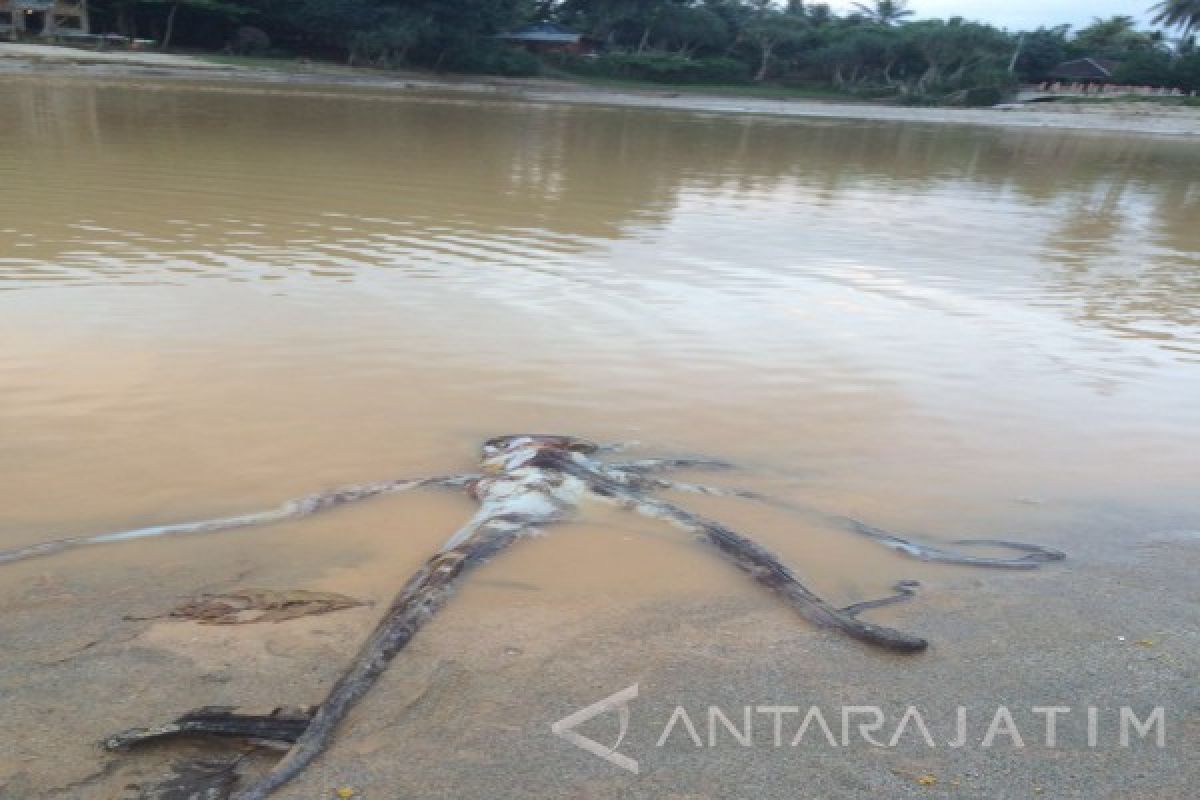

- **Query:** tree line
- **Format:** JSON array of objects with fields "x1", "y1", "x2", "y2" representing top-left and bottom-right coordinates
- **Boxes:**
[{"x1": 85, "y1": 1, "x2": 1200, "y2": 102}]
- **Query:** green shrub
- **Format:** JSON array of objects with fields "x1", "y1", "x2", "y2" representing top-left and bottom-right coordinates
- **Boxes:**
[
  {"x1": 901, "y1": 79, "x2": 1014, "y2": 107},
  {"x1": 961, "y1": 86, "x2": 1007, "y2": 106},
  {"x1": 1171, "y1": 53, "x2": 1200, "y2": 93},
  {"x1": 349, "y1": 27, "x2": 420, "y2": 67},
  {"x1": 553, "y1": 53, "x2": 750, "y2": 84},
  {"x1": 441, "y1": 43, "x2": 542, "y2": 76},
  {"x1": 1114, "y1": 51, "x2": 1175, "y2": 87},
  {"x1": 847, "y1": 86, "x2": 902, "y2": 99}
]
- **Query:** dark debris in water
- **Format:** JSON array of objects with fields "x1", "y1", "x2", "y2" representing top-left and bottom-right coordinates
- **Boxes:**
[{"x1": 120, "y1": 758, "x2": 240, "y2": 800}]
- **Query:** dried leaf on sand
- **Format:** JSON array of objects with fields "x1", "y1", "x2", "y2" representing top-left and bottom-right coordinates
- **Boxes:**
[{"x1": 169, "y1": 588, "x2": 364, "y2": 625}]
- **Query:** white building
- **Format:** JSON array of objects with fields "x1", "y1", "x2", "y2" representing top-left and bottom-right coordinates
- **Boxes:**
[{"x1": 1, "y1": 0, "x2": 90, "y2": 40}]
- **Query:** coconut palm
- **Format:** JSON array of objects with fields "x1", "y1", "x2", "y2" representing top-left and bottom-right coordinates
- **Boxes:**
[
  {"x1": 1150, "y1": 0, "x2": 1200, "y2": 36},
  {"x1": 1075, "y1": 15, "x2": 1162, "y2": 56},
  {"x1": 852, "y1": 0, "x2": 915, "y2": 26}
]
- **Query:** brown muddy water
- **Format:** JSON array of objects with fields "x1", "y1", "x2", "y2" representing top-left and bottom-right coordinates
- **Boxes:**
[
  {"x1": 0, "y1": 76, "x2": 1198, "y2": 796},
  {"x1": 3, "y1": 75, "x2": 1200, "y2": 591}
]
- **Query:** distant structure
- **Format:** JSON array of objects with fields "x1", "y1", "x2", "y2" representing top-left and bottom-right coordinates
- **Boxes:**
[
  {"x1": 1, "y1": 0, "x2": 89, "y2": 40},
  {"x1": 496, "y1": 22, "x2": 594, "y2": 56},
  {"x1": 1048, "y1": 57, "x2": 1119, "y2": 85},
  {"x1": 1020, "y1": 54, "x2": 1189, "y2": 101}
]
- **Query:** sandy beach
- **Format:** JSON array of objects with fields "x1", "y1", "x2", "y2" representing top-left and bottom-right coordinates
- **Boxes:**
[{"x1": 0, "y1": 491, "x2": 1196, "y2": 799}]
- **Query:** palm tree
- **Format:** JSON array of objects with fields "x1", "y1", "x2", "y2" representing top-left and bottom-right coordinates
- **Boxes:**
[
  {"x1": 1150, "y1": 0, "x2": 1200, "y2": 36},
  {"x1": 1074, "y1": 15, "x2": 1161, "y2": 56},
  {"x1": 852, "y1": 0, "x2": 915, "y2": 26}
]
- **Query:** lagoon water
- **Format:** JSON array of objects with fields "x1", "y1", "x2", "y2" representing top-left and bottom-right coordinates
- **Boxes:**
[{"x1": 1, "y1": 75, "x2": 1199, "y2": 798}]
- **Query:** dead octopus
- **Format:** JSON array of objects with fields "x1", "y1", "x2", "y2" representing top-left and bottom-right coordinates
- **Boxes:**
[{"x1": 0, "y1": 434, "x2": 1064, "y2": 799}]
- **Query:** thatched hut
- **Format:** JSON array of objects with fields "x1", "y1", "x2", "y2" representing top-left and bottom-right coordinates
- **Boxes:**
[{"x1": 1048, "y1": 57, "x2": 1120, "y2": 84}]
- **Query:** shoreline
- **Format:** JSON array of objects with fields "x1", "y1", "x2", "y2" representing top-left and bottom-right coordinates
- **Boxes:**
[{"x1": 4, "y1": 42, "x2": 1200, "y2": 136}]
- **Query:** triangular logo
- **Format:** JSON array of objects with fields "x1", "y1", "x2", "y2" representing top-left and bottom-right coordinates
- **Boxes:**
[{"x1": 550, "y1": 684, "x2": 639, "y2": 774}]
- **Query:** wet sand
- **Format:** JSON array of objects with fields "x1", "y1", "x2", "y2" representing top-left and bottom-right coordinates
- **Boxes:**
[
  {"x1": 3, "y1": 42, "x2": 1200, "y2": 137},
  {"x1": 0, "y1": 494, "x2": 1195, "y2": 798}
]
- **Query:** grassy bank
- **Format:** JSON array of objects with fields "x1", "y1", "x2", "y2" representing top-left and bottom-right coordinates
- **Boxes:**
[
  {"x1": 196, "y1": 52, "x2": 867, "y2": 103},
  {"x1": 538, "y1": 70, "x2": 862, "y2": 102}
]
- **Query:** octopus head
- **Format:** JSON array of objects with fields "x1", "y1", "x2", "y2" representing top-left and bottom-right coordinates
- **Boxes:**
[{"x1": 481, "y1": 434, "x2": 598, "y2": 462}]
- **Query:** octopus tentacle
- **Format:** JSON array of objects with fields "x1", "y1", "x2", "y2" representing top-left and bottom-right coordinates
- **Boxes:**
[
  {"x1": 617, "y1": 494, "x2": 929, "y2": 653},
  {"x1": 637, "y1": 479, "x2": 765, "y2": 500},
  {"x1": 594, "y1": 440, "x2": 642, "y2": 453},
  {"x1": 104, "y1": 707, "x2": 315, "y2": 751},
  {"x1": 620, "y1": 479, "x2": 1064, "y2": 571},
  {"x1": 835, "y1": 518, "x2": 1066, "y2": 569},
  {"x1": 840, "y1": 580, "x2": 922, "y2": 617},
  {"x1": 606, "y1": 457, "x2": 735, "y2": 473},
  {"x1": 0, "y1": 474, "x2": 475, "y2": 567},
  {"x1": 229, "y1": 517, "x2": 534, "y2": 800}
]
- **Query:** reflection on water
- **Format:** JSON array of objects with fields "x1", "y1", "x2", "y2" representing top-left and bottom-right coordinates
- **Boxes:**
[
  {"x1": 1, "y1": 77, "x2": 1198, "y2": 567},
  {"x1": 3, "y1": 80, "x2": 1198, "y2": 351}
]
